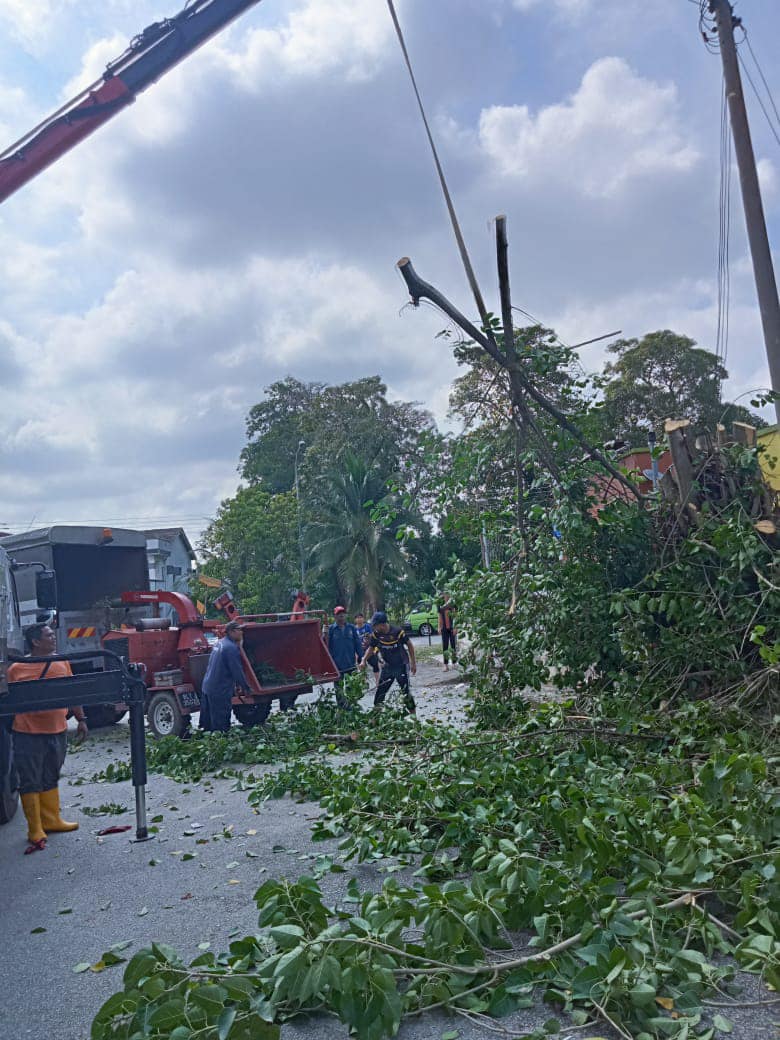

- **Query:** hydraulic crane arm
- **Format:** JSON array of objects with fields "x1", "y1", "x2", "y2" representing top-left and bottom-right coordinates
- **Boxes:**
[{"x1": 0, "y1": 0, "x2": 264, "y2": 204}]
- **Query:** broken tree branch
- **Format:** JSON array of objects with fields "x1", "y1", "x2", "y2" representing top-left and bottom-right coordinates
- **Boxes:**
[{"x1": 397, "y1": 255, "x2": 644, "y2": 502}]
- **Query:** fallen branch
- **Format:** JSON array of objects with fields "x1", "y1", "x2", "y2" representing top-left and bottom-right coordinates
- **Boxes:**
[{"x1": 313, "y1": 891, "x2": 700, "y2": 978}]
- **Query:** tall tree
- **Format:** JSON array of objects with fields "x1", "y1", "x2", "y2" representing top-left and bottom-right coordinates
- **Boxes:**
[
  {"x1": 306, "y1": 451, "x2": 418, "y2": 611},
  {"x1": 199, "y1": 487, "x2": 299, "y2": 615},
  {"x1": 598, "y1": 331, "x2": 765, "y2": 444},
  {"x1": 240, "y1": 376, "x2": 435, "y2": 496}
]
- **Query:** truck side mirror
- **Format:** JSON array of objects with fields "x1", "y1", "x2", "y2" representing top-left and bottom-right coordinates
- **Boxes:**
[{"x1": 35, "y1": 570, "x2": 58, "y2": 609}]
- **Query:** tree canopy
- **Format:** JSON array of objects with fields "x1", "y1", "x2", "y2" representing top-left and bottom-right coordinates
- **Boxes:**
[{"x1": 598, "y1": 330, "x2": 765, "y2": 444}]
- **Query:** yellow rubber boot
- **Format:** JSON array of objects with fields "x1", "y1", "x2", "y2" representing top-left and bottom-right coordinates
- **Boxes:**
[
  {"x1": 39, "y1": 788, "x2": 79, "y2": 833},
  {"x1": 20, "y1": 793, "x2": 47, "y2": 846}
]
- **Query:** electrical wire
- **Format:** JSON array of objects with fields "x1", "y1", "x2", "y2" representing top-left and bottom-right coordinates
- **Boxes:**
[
  {"x1": 740, "y1": 29, "x2": 780, "y2": 138},
  {"x1": 384, "y1": 0, "x2": 493, "y2": 337},
  {"x1": 737, "y1": 52, "x2": 780, "y2": 151}
]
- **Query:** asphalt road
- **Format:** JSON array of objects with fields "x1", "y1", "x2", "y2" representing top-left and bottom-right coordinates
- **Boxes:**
[{"x1": 0, "y1": 645, "x2": 775, "y2": 1040}]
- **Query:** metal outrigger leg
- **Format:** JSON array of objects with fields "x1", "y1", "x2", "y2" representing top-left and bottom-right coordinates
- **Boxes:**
[{"x1": 0, "y1": 649, "x2": 151, "y2": 841}]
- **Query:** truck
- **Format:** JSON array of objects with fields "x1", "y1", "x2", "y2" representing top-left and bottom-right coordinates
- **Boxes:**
[
  {"x1": 103, "y1": 589, "x2": 339, "y2": 738},
  {"x1": 0, "y1": 526, "x2": 151, "y2": 728},
  {"x1": 0, "y1": 546, "x2": 24, "y2": 823}
]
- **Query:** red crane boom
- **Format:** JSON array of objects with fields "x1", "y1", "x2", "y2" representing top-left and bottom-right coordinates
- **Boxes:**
[{"x1": 0, "y1": 0, "x2": 264, "y2": 203}]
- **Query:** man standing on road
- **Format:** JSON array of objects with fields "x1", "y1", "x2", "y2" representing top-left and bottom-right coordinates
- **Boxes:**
[
  {"x1": 8, "y1": 623, "x2": 88, "y2": 854},
  {"x1": 354, "y1": 612, "x2": 379, "y2": 690},
  {"x1": 327, "y1": 606, "x2": 363, "y2": 708},
  {"x1": 200, "y1": 621, "x2": 252, "y2": 732},
  {"x1": 360, "y1": 611, "x2": 417, "y2": 714},
  {"x1": 438, "y1": 593, "x2": 457, "y2": 671}
]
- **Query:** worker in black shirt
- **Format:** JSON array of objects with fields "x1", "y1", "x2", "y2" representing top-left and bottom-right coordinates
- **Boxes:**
[{"x1": 359, "y1": 611, "x2": 417, "y2": 714}]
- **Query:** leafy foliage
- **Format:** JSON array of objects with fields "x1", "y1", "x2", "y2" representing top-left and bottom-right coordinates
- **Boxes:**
[
  {"x1": 199, "y1": 487, "x2": 298, "y2": 614},
  {"x1": 597, "y1": 332, "x2": 766, "y2": 446},
  {"x1": 92, "y1": 703, "x2": 779, "y2": 1040}
]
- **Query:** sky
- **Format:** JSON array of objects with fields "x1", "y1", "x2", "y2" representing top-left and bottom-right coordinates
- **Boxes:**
[{"x1": 0, "y1": 0, "x2": 778, "y2": 545}]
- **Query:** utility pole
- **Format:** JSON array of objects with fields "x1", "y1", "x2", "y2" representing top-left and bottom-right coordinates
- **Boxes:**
[{"x1": 710, "y1": 0, "x2": 780, "y2": 422}]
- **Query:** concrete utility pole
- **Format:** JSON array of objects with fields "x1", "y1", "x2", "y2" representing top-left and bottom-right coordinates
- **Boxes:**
[{"x1": 710, "y1": 0, "x2": 780, "y2": 422}]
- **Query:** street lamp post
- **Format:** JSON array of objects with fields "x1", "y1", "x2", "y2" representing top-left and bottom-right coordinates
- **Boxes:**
[{"x1": 294, "y1": 440, "x2": 306, "y2": 587}]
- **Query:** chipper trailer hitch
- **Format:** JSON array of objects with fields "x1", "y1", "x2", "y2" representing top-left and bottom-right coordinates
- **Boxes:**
[{"x1": 0, "y1": 648, "x2": 151, "y2": 840}]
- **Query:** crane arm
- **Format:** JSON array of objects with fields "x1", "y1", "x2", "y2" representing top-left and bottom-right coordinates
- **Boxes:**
[{"x1": 0, "y1": 0, "x2": 264, "y2": 204}]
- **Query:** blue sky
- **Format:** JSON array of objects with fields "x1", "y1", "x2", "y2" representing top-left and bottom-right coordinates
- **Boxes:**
[{"x1": 0, "y1": 0, "x2": 778, "y2": 541}]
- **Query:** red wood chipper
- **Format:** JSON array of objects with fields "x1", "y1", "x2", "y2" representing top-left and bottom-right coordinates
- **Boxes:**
[{"x1": 102, "y1": 590, "x2": 339, "y2": 737}]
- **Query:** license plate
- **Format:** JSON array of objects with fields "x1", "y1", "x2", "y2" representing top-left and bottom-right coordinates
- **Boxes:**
[{"x1": 179, "y1": 690, "x2": 201, "y2": 710}]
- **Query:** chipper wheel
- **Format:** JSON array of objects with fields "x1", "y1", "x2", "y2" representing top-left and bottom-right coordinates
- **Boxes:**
[
  {"x1": 233, "y1": 702, "x2": 271, "y2": 729},
  {"x1": 148, "y1": 691, "x2": 189, "y2": 739}
]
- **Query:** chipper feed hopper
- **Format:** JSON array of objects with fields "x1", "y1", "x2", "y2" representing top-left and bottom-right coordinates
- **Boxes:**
[{"x1": 103, "y1": 591, "x2": 339, "y2": 737}]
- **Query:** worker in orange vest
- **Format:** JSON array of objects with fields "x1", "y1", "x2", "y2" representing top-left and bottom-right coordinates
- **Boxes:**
[{"x1": 8, "y1": 623, "x2": 88, "y2": 854}]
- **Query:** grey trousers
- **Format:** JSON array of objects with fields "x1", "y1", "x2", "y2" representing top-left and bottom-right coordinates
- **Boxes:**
[{"x1": 12, "y1": 730, "x2": 67, "y2": 794}]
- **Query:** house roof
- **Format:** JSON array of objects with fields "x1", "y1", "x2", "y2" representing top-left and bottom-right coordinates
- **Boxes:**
[{"x1": 144, "y1": 527, "x2": 196, "y2": 560}]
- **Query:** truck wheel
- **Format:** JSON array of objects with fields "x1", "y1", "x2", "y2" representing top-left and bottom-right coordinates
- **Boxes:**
[
  {"x1": 84, "y1": 704, "x2": 120, "y2": 729},
  {"x1": 279, "y1": 694, "x2": 297, "y2": 712},
  {"x1": 233, "y1": 703, "x2": 271, "y2": 728},
  {"x1": 419, "y1": 623, "x2": 433, "y2": 637},
  {"x1": 148, "y1": 691, "x2": 186, "y2": 739},
  {"x1": 0, "y1": 730, "x2": 18, "y2": 825},
  {"x1": 0, "y1": 782, "x2": 18, "y2": 825}
]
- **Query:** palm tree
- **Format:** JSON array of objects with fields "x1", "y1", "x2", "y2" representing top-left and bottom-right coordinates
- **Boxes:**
[{"x1": 307, "y1": 451, "x2": 413, "y2": 611}]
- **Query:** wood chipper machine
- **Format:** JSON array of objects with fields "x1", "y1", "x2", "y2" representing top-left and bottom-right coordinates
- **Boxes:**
[{"x1": 103, "y1": 590, "x2": 339, "y2": 737}]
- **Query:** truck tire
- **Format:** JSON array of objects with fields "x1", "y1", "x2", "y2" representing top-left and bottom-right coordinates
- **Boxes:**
[
  {"x1": 0, "y1": 729, "x2": 18, "y2": 825},
  {"x1": 233, "y1": 702, "x2": 271, "y2": 728},
  {"x1": 0, "y1": 781, "x2": 18, "y2": 825},
  {"x1": 148, "y1": 691, "x2": 187, "y2": 739},
  {"x1": 419, "y1": 623, "x2": 433, "y2": 637},
  {"x1": 84, "y1": 704, "x2": 120, "y2": 729},
  {"x1": 279, "y1": 693, "x2": 297, "y2": 712}
]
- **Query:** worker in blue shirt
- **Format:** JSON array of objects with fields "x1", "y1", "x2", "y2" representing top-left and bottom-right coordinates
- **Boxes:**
[
  {"x1": 327, "y1": 606, "x2": 362, "y2": 708},
  {"x1": 200, "y1": 621, "x2": 252, "y2": 732}
]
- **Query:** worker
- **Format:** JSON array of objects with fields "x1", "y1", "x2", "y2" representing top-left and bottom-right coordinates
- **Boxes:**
[
  {"x1": 360, "y1": 611, "x2": 417, "y2": 714},
  {"x1": 327, "y1": 606, "x2": 363, "y2": 708},
  {"x1": 354, "y1": 612, "x2": 379, "y2": 689},
  {"x1": 290, "y1": 589, "x2": 310, "y2": 621},
  {"x1": 438, "y1": 593, "x2": 458, "y2": 671},
  {"x1": 8, "y1": 623, "x2": 88, "y2": 855},
  {"x1": 199, "y1": 620, "x2": 251, "y2": 732}
]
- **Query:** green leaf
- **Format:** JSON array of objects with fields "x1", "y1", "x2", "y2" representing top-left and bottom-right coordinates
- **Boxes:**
[
  {"x1": 72, "y1": 962, "x2": 91, "y2": 974},
  {"x1": 269, "y1": 924, "x2": 305, "y2": 949},
  {"x1": 218, "y1": 1008, "x2": 237, "y2": 1040},
  {"x1": 712, "y1": 1015, "x2": 733, "y2": 1034}
]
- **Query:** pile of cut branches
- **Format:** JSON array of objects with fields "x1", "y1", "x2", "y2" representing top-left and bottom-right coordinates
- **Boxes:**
[{"x1": 91, "y1": 702, "x2": 779, "y2": 1040}]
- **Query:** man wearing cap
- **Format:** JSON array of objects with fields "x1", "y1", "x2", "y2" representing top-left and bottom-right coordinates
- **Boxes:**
[
  {"x1": 360, "y1": 612, "x2": 417, "y2": 714},
  {"x1": 200, "y1": 620, "x2": 252, "y2": 732},
  {"x1": 327, "y1": 607, "x2": 363, "y2": 708}
]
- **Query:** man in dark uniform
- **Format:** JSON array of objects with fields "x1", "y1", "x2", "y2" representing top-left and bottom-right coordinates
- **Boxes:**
[
  {"x1": 200, "y1": 621, "x2": 252, "y2": 732},
  {"x1": 359, "y1": 611, "x2": 417, "y2": 714},
  {"x1": 438, "y1": 593, "x2": 458, "y2": 671}
]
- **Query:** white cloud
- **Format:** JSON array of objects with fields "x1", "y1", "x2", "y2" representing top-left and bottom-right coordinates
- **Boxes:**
[
  {"x1": 513, "y1": 0, "x2": 589, "y2": 14},
  {"x1": 478, "y1": 57, "x2": 700, "y2": 196},
  {"x1": 218, "y1": 0, "x2": 396, "y2": 89},
  {"x1": 757, "y1": 157, "x2": 777, "y2": 203}
]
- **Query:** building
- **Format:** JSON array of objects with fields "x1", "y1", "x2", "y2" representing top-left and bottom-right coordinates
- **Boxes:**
[
  {"x1": 590, "y1": 448, "x2": 673, "y2": 510},
  {"x1": 144, "y1": 528, "x2": 197, "y2": 610}
]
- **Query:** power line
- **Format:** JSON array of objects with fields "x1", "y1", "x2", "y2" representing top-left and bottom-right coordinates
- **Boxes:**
[
  {"x1": 741, "y1": 29, "x2": 780, "y2": 137},
  {"x1": 737, "y1": 51, "x2": 780, "y2": 151}
]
